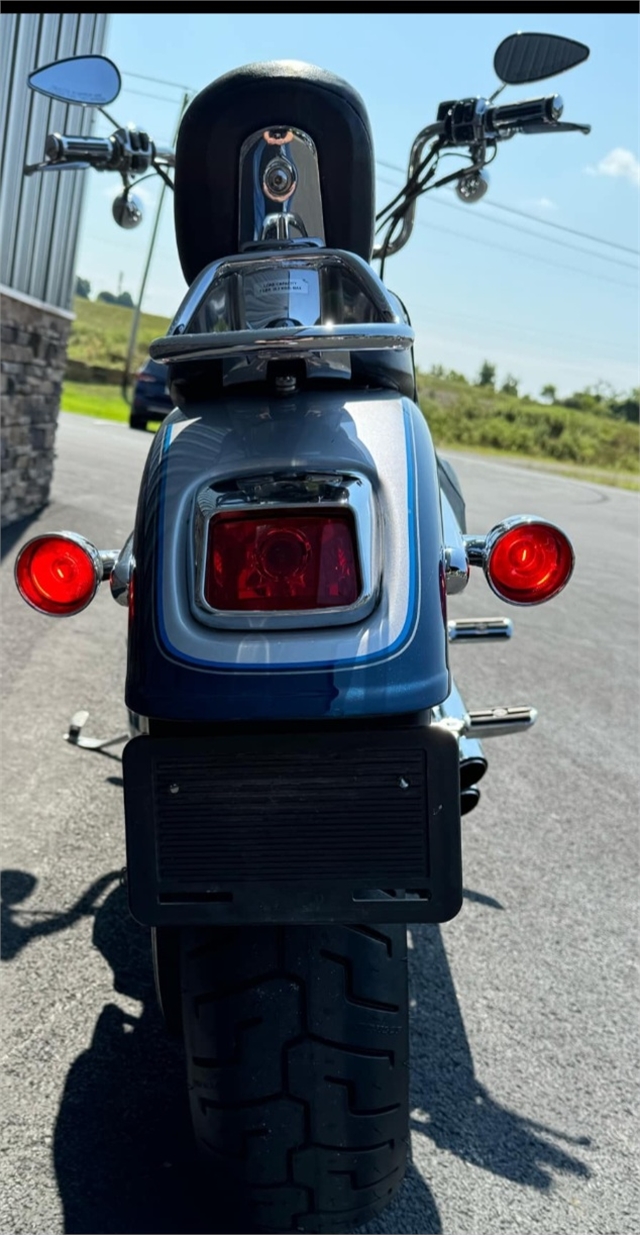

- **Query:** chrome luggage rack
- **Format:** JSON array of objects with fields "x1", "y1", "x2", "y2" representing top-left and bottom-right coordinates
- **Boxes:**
[{"x1": 149, "y1": 248, "x2": 414, "y2": 367}]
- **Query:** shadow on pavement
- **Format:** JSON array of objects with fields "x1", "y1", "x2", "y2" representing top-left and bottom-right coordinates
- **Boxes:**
[
  {"x1": 1, "y1": 869, "x2": 121, "y2": 961},
  {"x1": 0, "y1": 509, "x2": 46, "y2": 561},
  {"x1": 407, "y1": 923, "x2": 591, "y2": 1189},
  {"x1": 52, "y1": 882, "x2": 233, "y2": 1234},
  {"x1": 1, "y1": 872, "x2": 591, "y2": 1233}
]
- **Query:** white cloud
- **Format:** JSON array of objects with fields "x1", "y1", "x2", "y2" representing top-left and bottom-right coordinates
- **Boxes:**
[
  {"x1": 585, "y1": 147, "x2": 640, "y2": 187},
  {"x1": 531, "y1": 197, "x2": 557, "y2": 212}
]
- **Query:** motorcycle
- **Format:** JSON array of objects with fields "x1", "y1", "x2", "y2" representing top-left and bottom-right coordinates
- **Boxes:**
[{"x1": 16, "y1": 33, "x2": 590, "y2": 1233}]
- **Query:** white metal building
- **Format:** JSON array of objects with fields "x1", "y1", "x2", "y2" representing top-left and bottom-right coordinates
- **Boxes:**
[{"x1": 1, "y1": 12, "x2": 109, "y2": 526}]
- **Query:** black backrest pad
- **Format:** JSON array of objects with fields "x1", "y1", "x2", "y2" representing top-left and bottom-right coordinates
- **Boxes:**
[{"x1": 174, "y1": 61, "x2": 375, "y2": 285}]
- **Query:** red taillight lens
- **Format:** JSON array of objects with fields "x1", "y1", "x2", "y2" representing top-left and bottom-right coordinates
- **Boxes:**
[
  {"x1": 487, "y1": 522, "x2": 574, "y2": 604},
  {"x1": 205, "y1": 511, "x2": 361, "y2": 611},
  {"x1": 15, "y1": 535, "x2": 99, "y2": 615}
]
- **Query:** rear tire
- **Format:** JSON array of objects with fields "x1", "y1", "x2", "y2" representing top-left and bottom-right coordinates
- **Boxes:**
[
  {"x1": 180, "y1": 923, "x2": 409, "y2": 1233},
  {"x1": 129, "y1": 415, "x2": 147, "y2": 431},
  {"x1": 151, "y1": 926, "x2": 182, "y2": 1039}
]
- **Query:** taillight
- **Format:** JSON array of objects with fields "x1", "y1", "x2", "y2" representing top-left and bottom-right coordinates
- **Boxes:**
[
  {"x1": 486, "y1": 521, "x2": 574, "y2": 604},
  {"x1": 15, "y1": 533, "x2": 100, "y2": 615},
  {"x1": 205, "y1": 510, "x2": 361, "y2": 611},
  {"x1": 135, "y1": 370, "x2": 155, "y2": 383}
]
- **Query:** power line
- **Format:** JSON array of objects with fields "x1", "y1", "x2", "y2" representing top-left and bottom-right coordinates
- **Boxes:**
[
  {"x1": 375, "y1": 169, "x2": 638, "y2": 271},
  {"x1": 377, "y1": 157, "x2": 640, "y2": 257},
  {"x1": 420, "y1": 221, "x2": 637, "y2": 290},
  {"x1": 407, "y1": 299, "x2": 634, "y2": 359},
  {"x1": 121, "y1": 69, "x2": 194, "y2": 93},
  {"x1": 120, "y1": 86, "x2": 188, "y2": 106},
  {"x1": 486, "y1": 198, "x2": 639, "y2": 257},
  {"x1": 429, "y1": 196, "x2": 637, "y2": 271},
  {"x1": 373, "y1": 180, "x2": 638, "y2": 291}
]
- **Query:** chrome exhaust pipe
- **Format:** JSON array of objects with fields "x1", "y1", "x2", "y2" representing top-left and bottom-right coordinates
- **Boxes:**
[
  {"x1": 459, "y1": 736, "x2": 488, "y2": 790},
  {"x1": 461, "y1": 786, "x2": 481, "y2": 815}
]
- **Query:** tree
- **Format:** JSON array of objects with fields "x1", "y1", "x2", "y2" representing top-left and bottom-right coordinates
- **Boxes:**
[
  {"x1": 477, "y1": 360, "x2": 496, "y2": 387},
  {"x1": 609, "y1": 389, "x2": 639, "y2": 424},
  {"x1": 501, "y1": 374, "x2": 520, "y2": 397},
  {"x1": 563, "y1": 387, "x2": 605, "y2": 413},
  {"x1": 97, "y1": 289, "x2": 134, "y2": 308},
  {"x1": 540, "y1": 383, "x2": 557, "y2": 403},
  {"x1": 75, "y1": 276, "x2": 90, "y2": 299}
]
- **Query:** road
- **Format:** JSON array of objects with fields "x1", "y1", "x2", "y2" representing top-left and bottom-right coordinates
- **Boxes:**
[{"x1": 1, "y1": 413, "x2": 638, "y2": 1235}]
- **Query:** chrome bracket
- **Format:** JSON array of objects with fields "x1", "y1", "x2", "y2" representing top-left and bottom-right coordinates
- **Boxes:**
[
  {"x1": 64, "y1": 710, "x2": 127, "y2": 758},
  {"x1": 447, "y1": 618, "x2": 513, "y2": 641}
]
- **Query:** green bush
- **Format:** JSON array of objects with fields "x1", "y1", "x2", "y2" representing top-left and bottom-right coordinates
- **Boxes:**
[{"x1": 417, "y1": 371, "x2": 639, "y2": 473}]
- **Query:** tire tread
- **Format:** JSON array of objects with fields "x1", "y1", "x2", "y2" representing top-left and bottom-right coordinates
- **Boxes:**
[{"x1": 181, "y1": 924, "x2": 408, "y2": 1232}]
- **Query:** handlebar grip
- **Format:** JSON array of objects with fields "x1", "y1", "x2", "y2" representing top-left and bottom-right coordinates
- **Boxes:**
[
  {"x1": 45, "y1": 133, "x2": 115, "y2": 166},
  {"x1": 486, "y1": 94, "x2": 563, "y2": 130}
]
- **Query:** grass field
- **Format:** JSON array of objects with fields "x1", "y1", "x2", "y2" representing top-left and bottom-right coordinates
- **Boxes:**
[
  {"x1": 67, "y1": 296, "x2": 170, "y2": 374},
  {"x1": 61, "y1": 381, "x2": 131, "y2": 422}
]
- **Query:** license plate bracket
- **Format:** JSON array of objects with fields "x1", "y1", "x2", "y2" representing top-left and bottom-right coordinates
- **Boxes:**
[{"x1": 123, "y1": 724, "x2": 462, "y2": 925}]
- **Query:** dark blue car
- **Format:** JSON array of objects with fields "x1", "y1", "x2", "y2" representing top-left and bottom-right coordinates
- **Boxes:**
[{"x1": 129, "y1": 357, "x2": 173, "y2": 430}]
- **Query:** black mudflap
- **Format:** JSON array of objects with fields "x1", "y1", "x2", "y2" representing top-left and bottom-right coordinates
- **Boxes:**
[{"x1": 123, "y1": 723, "x2": 462, "y2": 925}]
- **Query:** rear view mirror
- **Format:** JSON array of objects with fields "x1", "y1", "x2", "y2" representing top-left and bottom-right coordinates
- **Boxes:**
[
  {"x1": 494, "y1": 33, "x2": 590, "y2": 85},
  {"x1": 28, "y1": 55, "x2": 121, "y2": 106}
]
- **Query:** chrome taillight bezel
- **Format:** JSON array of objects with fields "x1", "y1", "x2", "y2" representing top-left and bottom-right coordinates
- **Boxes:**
[{"x1": 190, "y1": 471, "x2": 381, "y2": 630}]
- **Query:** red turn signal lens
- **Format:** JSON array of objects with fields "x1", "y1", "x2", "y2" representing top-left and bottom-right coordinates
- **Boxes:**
[
  {"x1": 205, "y1": 511, "x2": 361, "y2": 611},
  {"x1": 15, "y1": 534, "x2": 99, "y2": 615},
  {"x1": 486, "y1": 521, "x2": 574, "y2": 604}
]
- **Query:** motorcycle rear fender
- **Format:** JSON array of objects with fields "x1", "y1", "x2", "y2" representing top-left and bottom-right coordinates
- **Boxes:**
[{"x1": 125, "y1": 389, "x2": 450, "y2": 722}]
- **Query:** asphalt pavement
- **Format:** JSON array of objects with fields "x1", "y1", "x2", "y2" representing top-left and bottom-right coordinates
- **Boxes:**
[{"x1": 1, "y1": 413, "x2": 638, "y2": 1235}]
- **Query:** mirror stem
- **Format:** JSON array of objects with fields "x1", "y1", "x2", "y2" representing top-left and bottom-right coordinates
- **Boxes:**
[{"x1": 98, "y1": 105, "x2": 122, "y2": 129}]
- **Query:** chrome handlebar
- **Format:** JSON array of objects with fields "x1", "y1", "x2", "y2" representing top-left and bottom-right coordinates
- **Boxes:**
[
  {"x1": 372, "y1": 122, "x2": 444, "y2": 261},
  {"x1": 25, "y1": 128, "x2": 175, "y2": 177}
]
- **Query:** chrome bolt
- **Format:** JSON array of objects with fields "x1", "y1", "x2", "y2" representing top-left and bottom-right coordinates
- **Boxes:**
[
  {"x1": 263, "y1": 156, "x2": 297, "y2": 202},
  {"x1": 398, "y1": 776, "x2": 410, "y2": 790},
  {"x1": 169, "y1": 783, "x2": 180, "y2": 795}
]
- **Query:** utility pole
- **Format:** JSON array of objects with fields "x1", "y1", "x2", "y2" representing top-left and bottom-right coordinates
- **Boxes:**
[{"x1": 122, "y1": 90, "x2": 190, "y2": 401}]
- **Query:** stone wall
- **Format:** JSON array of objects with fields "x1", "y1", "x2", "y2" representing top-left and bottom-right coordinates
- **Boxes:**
[{"x1": 1, "y1": 288, "x2": 73, "y2": 527}]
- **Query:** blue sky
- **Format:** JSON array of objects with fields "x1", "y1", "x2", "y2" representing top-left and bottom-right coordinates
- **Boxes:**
[{"x1": 72, "y1": 11, "x2": 639, "y2": 398}]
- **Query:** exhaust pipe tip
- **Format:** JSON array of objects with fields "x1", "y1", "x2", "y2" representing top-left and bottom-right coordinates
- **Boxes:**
[
  {"x1": 460, "y1": 755, "x2": 488, "y2": 790},
  {"x1": 461, "y1": 786, "x2": 481, "y2": 816}
]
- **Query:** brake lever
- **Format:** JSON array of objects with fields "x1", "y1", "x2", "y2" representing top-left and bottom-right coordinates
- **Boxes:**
[
  {"x1": 518, "y1": 121, "x2": 591, "y2": 136},
  {"x1": 24, "y1": 160, "x2": 91, "y2": 175}
]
